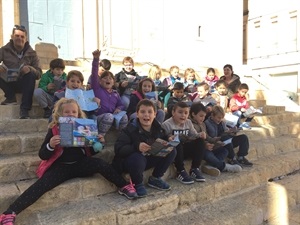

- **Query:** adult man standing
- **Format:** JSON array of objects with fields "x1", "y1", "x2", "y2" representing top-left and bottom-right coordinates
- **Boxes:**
[{"x1": 0, "y1": 25, "x2": 42, "y2": 119}]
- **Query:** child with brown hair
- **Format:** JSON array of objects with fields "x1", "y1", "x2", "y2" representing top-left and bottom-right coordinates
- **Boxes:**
[{"x1": 211, "y1": 80, "x2": 229, "y2": 112}]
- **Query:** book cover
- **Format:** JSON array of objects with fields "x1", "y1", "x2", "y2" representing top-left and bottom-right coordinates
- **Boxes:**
[
  {"x1": 65, "y1": 88, "x2": 98, "y2": 111},
  {"x1": 0, "y1": 62, "x2": 24, "y2": 82},
  {"x1": 224, "y1": 113, "x2": 239, "y2": 128},
  {"x1": 149, "y1": 138, "x2": 175, "y2": 157},
  {"x1": 59, "y1": 117, "x2": 98, "y2": 147}
]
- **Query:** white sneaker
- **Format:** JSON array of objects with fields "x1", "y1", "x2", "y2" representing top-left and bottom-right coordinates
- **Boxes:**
[
  {"x1": 224, "y1": 163, "x2": 242, "y2": 173},
  {"x1": 201, "y1": 165, "x2": 221, "y2": 177}
]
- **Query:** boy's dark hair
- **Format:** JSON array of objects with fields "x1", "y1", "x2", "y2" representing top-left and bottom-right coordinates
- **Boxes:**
[
  {"x1": 99, "y1": 59, "x2": 111, "y2": 71},
  {"x1": 67, "y1": 70, "x2": 84, "y2": 83},
  {"x1": 50, "y1": 58, "x2": 65, "y2": 70},
  {"x1": 197, "y1": 82, "x2": 210, "y2": 91},
  {"x1": 172, "y1": 101, "x2": 189, "y2": 112},
  {"x1": 215, "y1": 80, "x2": 227, "y2": 88},
  {"x1": 173, "y1": 82, "x2": 184, "y2": 90},
  {"x1": 136, "y1": 99, "x2": 156, "y2": 113},
  {"x1": 239, "y1": 83, "x2": 249, "y2": 90},
  {"x1": 100, "y1": 71, "x2": 114, "y2": 80},
  {"x1": 190, "y1": 102, "x2": 206, "y2": 118},
  {"x1": 137, "y1": 78, "x2": 155, "y2": 96}
]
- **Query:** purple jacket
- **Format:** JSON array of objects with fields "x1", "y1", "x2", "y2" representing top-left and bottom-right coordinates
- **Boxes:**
[{"x1": 91, "y1": 58, "x2": 124, "y2": 115}]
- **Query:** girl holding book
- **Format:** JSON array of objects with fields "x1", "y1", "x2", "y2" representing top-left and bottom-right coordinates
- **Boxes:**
[{"x1": 0, "y1": 98, "x2": 137, "y2": 225}]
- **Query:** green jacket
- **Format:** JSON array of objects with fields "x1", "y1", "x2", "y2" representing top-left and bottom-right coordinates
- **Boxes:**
[{"x1": 38, "y1": 70, "x2": 67, "y2": 94}]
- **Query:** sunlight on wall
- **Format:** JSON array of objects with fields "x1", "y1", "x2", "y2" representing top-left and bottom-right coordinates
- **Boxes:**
[
  {"x1": 1, "y1": 0, "x2": 15, "y2": 43},
  {"x1": 268, "y1": 182, "x2": 289, "y2": 225}
]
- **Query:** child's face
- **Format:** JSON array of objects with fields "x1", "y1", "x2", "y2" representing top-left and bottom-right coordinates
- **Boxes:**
[
  {"x1": 98, "y1": 66, "x2": 106, "y2": 76},
  {"x1": 192, "y1": 110, "x2": 206, "y2": 124},
  {"x1": 197, "y1": 86, "x2": 208, "y2": 98},
  {"x1": 141, "y1": 81, "x2": 153, "y2": 94},
  {"x1": 187, "y1": 73, "x2": 195, "y2": 82},
  {"x1": 51, "y1": 68, "x2": 64, "y2": 77},
  {"x1": 238, "y1": 88, "x2": 248, "y2": 97},
  {"x1": 66, "y1": 75, "x2": 82, "y2": 90},
  {"x1": 207, "y1": 71, "x2": 215, "y2": 80},
  {"x1": 216, "y1": 84, "x2": 227, "y2": 95},
  {"x1": 211, "y1": 113, "x2": 224, "y2": 124},
  {"x1": 173, "y1": 89, "x2": 184, "y2": 99},
  {"x1": 123, "y1": 61, "x2": 133, "y2": 73},
  {"x1": 137, "y1": 105, "x2": 156, "y2": 129},
  {"x1": 155, "y1": 73, "x2": 161, "y2": 80},
  {"x1": 100, "y1": 75, "x2": 114, "y2": 90},
  {"x1": 62, "y1": 103, "x2": 79, "y2": 118},
  {"x1": 171, "y1": 69, "x2": 179, "y2": 78},
  {"x1": 172, "y1": 107, "x2": 189, "y2": 125}
]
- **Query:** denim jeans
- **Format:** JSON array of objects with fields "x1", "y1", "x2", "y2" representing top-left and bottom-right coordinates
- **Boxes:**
[{"x1": 204, "y1": 147, "x2": 228, "y2": 171}]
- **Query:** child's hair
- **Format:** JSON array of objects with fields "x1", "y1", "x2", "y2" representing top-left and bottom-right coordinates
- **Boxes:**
[
  {"x1": 173, "y1": 82, "x2": 184, "y2": 91},
  {"x1": 184, "y1": 68, "x2": 196, "y2": 81},
  {"x1": 207, "y1": 67, "x2": 215, "y2": 74},
  {"x1": 49, "y1": 98, "x2": 86, "y2": 128},
  {"x1": 136, "y1": 99, "x2": 156, "y2": 113},
  {"x1": 100, "y1": 71, "x2": 115, "y2": 80},
  {"x1": 67, "y1": 70, "x2": 84, "y2": 83},
  {"x1": 170, "y1": 65, "x2": 179, "y2": 73},
  {"x1": 148, "y1": 65, "x2": 162, "y2": 80},
  {"x1": 50, "y1": 58, "x2": 65, "y2": 70},
  {"x1": 211, "y1": 105, "x2": 225, "y2": 117},
  {"x1": 239, "y1": 83, "x2": 249, "y2": 90},
  {"x1": 190, "y1": 102, "x2": 207, "y2": 118},
  {"x1": 99, "y1": 59, "x2": 111, "y2": 71},
  {"x1": 215, "y1": 80, "x2": 227, "y2": 88},
  {"x1": 172, "y1": 101, "x2": 189, "y2": 112},
  {"x1": 123, "y1": 56, "x2": 134, "y2": 67},
  {"x1": 197, "y1": 82, "x2": 210, "y2": 91},
  {"x1": 137, "y1": 78, "x2": 156, "y2": 95}
]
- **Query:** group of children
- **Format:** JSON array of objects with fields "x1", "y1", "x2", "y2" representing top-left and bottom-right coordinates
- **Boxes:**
[{"x1": 0, "y1": 50, "x2": 256, "y2": 224}]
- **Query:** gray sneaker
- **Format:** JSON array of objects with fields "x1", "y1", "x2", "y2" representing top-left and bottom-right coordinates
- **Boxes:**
[
  {"x1": 224, "y1": 163, "x2": 242, "y2": 173},
  {"x1": 201, "y1": 165, "x2": 221, "y2": 177}
]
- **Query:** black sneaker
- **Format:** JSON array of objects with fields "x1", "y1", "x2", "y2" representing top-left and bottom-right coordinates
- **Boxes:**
[
  {"x1": 1, "y1": 98, "x2": 17, "y2": 105},
  {"x1": 228, "y1": 158, "x2": 241, "y2": 166},
  {"x1": 176, "y1": 170, "x2": 194, "y2": 184},
  {"x1": 190, "y1": 168, "x2": 206, "y2": 182},
  {"x1": 238, "y1": 157, "x2": 253, "y2": 167},
  {"x1": 19, "y1": 109, "x2": 29, "y2": 119},
  {"x1": 148, "y1": 176, "x2": 171, "y2": 191}
]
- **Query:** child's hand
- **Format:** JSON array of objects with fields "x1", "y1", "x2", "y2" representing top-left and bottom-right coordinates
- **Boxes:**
[
  {"x1": 241, "y1": 108, "x2": 246, "y2": 112},
  {"x1": 206, "y1": 106, "x2": 213, "y2": 112},
  {"x1": 121, "y1": 81, "x2": 129, "y2": 87},
  {"x1": 86, "y1": 84, "x2": 91, "y2": 90},
  {"x1": 49, "y1": 135, "x2": 60, "y2": 148},
  {"x1": 93, "y1": 97, "x2": 101, "y2": 107},
  {"x1": 97, "y1": 134, "x2": 105, "y2": 143},
  {"x1": 168, "y1": 135, "x2": 176, "y2": 142},
  {"x1": 113, "y1": 108, "x2": 121, "y2": 114},
  {"x1": 47, "y1": 83, "x2": 55, "y2": 90},
  {"x1": 206, "y1": 142, "x2": 214, "y2": 151},
  {"x1": 92, "y1": 49, "x2": 101, "y2": 59},
  {"x1": 139, "y1": 142, "x2": 151, "y2": 153},
  {"x1": 199, "y1": 131, "x2": 206, "y2": 139},
  {"x1": 156, "y1": 100, "x2": 162, "y2": 108}
]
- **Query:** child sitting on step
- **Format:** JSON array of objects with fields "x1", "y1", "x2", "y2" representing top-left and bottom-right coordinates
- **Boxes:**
[
  {"x1": 91, "y1": 49, "x2": 128, "y2": 137},
  {"x1": 112, "y1": 99, "x2": 176, "y2": 197},
  {"x1": 0, "y1": 98, "x2": 137, "y2": 225},
  {"x1": 162, "y1": 102, "x2": 206, "y2": 184},
  {"x1": 189, "y1": 102, "x2": 242, "y2": 176},
  {"x1": 205, "y1": 105, "x2": 253, "y2": 167}
]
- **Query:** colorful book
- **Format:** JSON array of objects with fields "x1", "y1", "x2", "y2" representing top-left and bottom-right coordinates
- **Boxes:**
[
  {"x1": 59, "y1": 117, "x2": 98, "y2": 147},
  {"x1": 65, "y1": 88, "x2": 98, "y2": 111},
  {"x1": 0, "y1": 62, "x2": 24, "y2": 82},
  {"x1": 149, "y1": 138, "x2": 175, "y2": 157}
]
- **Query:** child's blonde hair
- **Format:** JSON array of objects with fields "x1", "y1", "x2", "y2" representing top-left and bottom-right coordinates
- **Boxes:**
[
  {"x1": 148, "y1": 65, "x2": 162, "y2": 80},
  {"x1": 170, "y1": 65, "x2": 179, "y2": 73},
  {"x1": 183, "y1": 68, "x2": 196, "y2": 82},
  {"x1": 49, "y1": 98, "x2": 86, "y2": 128},
  {"x1": 211, "y1": 105, "x2": 225, "y2": 117}
]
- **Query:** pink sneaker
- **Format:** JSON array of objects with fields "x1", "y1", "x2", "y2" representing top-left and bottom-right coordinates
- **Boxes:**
[
  {"x1": 0, "y1": 213, "x2": 16, "y2": 225},
  {"x1": 118, "y1": 179, "x2": 138, "y2": 200}
]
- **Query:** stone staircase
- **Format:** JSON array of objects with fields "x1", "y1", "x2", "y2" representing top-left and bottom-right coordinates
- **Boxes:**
[{"x1": 0, "y1": 91, "x2": 300, "y2": 224}]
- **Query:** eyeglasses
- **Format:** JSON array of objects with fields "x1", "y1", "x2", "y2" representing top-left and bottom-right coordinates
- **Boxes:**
[{"x1": 13, "y1": 25, "x2": 27, "y2": 33}]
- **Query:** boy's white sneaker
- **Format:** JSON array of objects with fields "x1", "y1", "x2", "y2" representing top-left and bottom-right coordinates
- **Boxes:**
[{"x1": 224, "y1": 163, "x2": 242, "y2": 173}]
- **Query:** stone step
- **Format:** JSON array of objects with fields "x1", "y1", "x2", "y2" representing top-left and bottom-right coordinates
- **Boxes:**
[
  {"x1": 248, "y1": 99, "x2": 267, "y2": 108},
  {"x1": 0, "y1": 119, "x2": 48, "y2": 134},
  {"x1": 0, "y1": 134, "x2": 299, "y2": 183},
  {"x1": 251, "y1": 112, "x2": 300, "y2": 126},
  {"x1": 4, "y1": 150, "x2": 300, "y2": 225},
  {"x1": 0, "y1": 104, "x2": 44, "y2": 120},
  {"x1": 144, "y1": 172, "x2": 300, "y2": 225}
]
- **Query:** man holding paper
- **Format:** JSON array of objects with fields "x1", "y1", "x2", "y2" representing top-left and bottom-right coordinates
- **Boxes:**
[{"x1": 0, "y1": 25, "x2": 42, "y2": 119}]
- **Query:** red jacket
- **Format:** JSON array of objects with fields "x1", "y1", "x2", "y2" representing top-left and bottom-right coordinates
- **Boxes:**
[{"x1": 229, "y1": 93, "x2": 249, "y2": 112}]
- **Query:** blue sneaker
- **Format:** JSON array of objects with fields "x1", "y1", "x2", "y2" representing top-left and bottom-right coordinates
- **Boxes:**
[
  {"x1": 190, "y1": 168, "x2": 206, "y2": 182},
  {"x1": 176, "y1": 170, "x2": 194, "y2": 184},
  {"x1": 240, "y1": 122, "x2": 252, "y2": 129},
  {"x1": 135, "y1": 183, "x2": 147, "y2": 197},
  {"x1": 147, "y1": 176, "x2": 171, "y2": 191}
]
